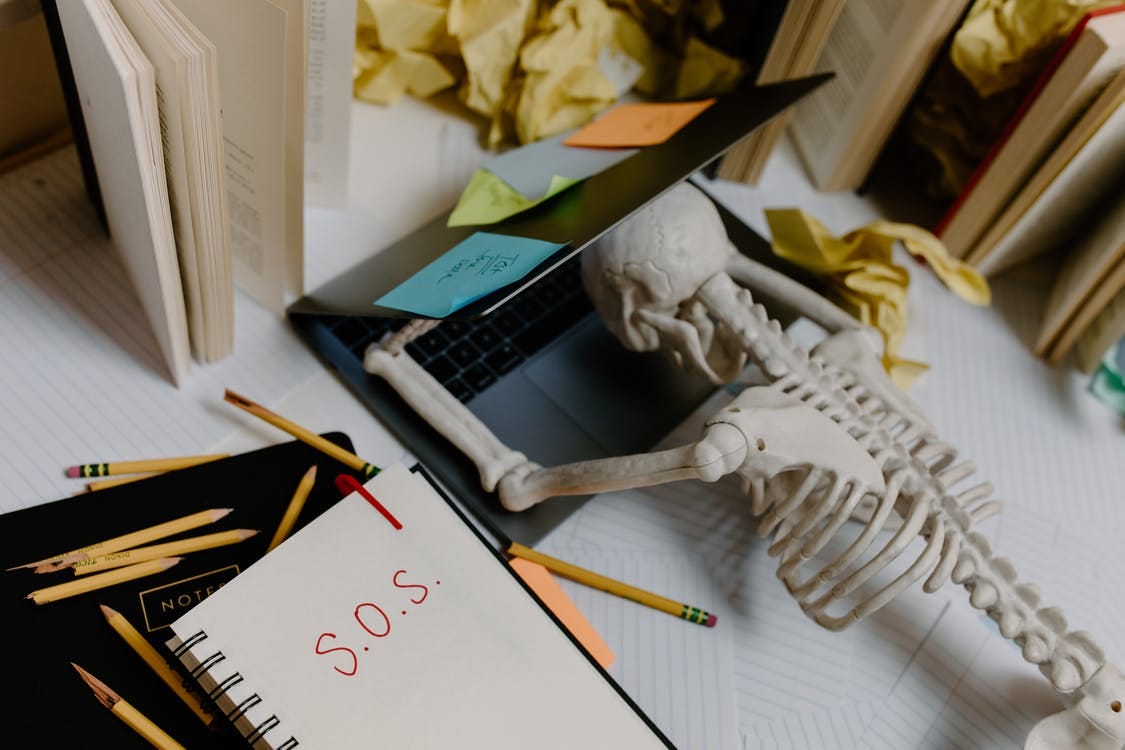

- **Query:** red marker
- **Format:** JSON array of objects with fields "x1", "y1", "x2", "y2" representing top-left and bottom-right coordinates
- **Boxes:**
[{"x1": 335, "y1": 474, "x2": 402, "y2": 530}]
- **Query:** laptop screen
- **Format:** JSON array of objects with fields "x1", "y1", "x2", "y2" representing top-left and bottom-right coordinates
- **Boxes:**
[{"x1": 289, "y1": 74, "x2": 830, "y2": 321}]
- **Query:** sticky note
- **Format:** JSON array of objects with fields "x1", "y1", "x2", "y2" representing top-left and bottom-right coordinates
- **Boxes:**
[
  {"x1": 484, "y1": 130, "x2": 637, "y2": 199},
  {"x1": 448, "y1": 169, "x2": 578, "y2": 227},
  {"x1": 375, "y1": 231, "x2": 568, "y2": 317},
  {"x1": 562, "y1": 98, "x2": 716, "y2": 148},
  {"x1": 510, "y1": 558, "x2": 615, "y2": 668}
]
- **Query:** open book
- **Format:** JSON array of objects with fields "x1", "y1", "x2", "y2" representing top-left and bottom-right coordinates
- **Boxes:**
[
  {"x1": 787, "y1": 0, "x2": 971, "y2": 192},
  {"x1": 167, "y1": 463, "x2": 675, "y2": 749},
  {"x1": 714, "y1": 0, "x2": 845, "y2": 185},
  {"x1": 43, "y1": 0, "x2": 320, "y2": 382}
]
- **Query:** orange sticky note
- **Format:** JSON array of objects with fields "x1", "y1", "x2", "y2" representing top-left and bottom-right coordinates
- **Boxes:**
[
  {"x1": 562, "y1": 99, "x2": 716, "y2": 148},
  {"x1": 510, "y1": 558, "x2": 615, "y2": 668}
]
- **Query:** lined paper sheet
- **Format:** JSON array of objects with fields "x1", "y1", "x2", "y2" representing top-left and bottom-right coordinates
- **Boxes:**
[
  {"x1": 857, "y1": 506, "x2": 1125, "y2": 750},
  {"x1": 540, "y1": 384, "x2": 949, "y2": 748},
  {"x1": 532, "y1": 546, "x2": 740, "y2": 750},
  {"x1": 0, "y1": 146, "x2": 321, "y2": 513}
]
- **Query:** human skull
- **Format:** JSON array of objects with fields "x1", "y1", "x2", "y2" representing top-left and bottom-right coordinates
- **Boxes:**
[{"x1": 581, "y1": 182, "x2": 746, "y2": 383}]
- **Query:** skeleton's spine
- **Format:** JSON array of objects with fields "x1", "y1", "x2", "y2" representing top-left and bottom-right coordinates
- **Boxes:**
[{"x1": 702, "y1": 275, "x2": 1105, "y2": 692}]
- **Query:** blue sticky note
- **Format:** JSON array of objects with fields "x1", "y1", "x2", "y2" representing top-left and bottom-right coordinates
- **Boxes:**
[{"x1": 375, "y1": 232, "x2": 568, "y2": 318}]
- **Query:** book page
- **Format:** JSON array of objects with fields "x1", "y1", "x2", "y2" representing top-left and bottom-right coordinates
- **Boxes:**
[
  {"x1": 1034, "y1": 192, "x2": 1125, "y2": 356},
  {"x1": 974, "y1": 77, "x2": 1125, "y2": 277},
  {"x1": 303, "y1": 0, "x2": 355, "y2": 207},
  {"x1": 788, "y1": 0, "x2": 959, "y2": 191},
  {"x1": 166, "y1": 0, "x2": 289, "y2": 314},
  {"x1": 269, "y1": 0, "x2": 307, "y2": 299},
  {"x1": 108, "y1": 0, "x2": 204, "y2": 359},
  {"x1": 1076, "y1": 280, "x2": 1125, "y2": 373},
  {"x1": 168, "y1": 464, "x2": 671, "y2": 749},
  {"x1": 54, "y1": 0, "x2": 190, "y2": 383},
  {"x1": 940, "y1": 10, "x2": 1125, "y2": 259}
]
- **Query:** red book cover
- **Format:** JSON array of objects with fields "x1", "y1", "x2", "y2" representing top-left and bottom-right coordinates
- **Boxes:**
[{"x1": 934, "y1": 4, "x2": 1125, "y2": 236}]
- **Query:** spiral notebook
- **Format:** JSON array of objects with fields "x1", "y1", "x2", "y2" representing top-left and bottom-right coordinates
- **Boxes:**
[
  {"x1": 1, "y1": 433, "x2": 367, "y2": 749},
  {"x1": 166, "y1": 463, "x2": 674, "y2": 749}
]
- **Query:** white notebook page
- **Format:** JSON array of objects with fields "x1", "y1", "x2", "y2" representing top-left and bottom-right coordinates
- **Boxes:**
[{"x1": 168, "y1": 464, "x2": 671, "y2": 748}]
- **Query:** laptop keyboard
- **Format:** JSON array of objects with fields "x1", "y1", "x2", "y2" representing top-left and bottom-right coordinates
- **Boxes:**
[{"x1": 324, "y1": 255, "x2": 592, "y2": 403}]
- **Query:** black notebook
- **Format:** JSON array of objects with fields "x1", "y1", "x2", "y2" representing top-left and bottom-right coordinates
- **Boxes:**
[{"x1": 1, "y1": 434, "x2": 365, "y2": 749}]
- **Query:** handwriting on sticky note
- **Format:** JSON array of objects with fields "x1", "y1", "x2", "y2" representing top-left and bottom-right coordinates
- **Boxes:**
[
  {"x1": 313, "y1": 568, "x2": 440, "y2": 677},
  {"x1": 562, "y1": 99, "x2": 716, "y2": 148},
  {"x1": 375, "y1": 232, "x2": 569, "y2": 318}
]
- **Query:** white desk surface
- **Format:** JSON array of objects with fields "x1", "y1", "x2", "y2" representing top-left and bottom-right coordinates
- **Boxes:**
[{"x1": 2, "y1": 97, "x2": 1124, "y2": 749}]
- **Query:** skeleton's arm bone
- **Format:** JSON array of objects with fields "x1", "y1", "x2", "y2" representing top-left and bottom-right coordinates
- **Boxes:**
[
  {"x1": 364, "y1": 346, "x2": 530, "y2": 491},
  {"x1": 497, "y1": 422, "x2": 749, "y2": 511},
  {"x1": 364, "y1": 342, "x2": 751, "y2": 512}
]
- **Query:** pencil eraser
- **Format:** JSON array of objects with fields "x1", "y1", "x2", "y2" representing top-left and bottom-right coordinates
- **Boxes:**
[
  {"x1": 705, "y1": 613, "x2": 717, "y2": 628},
  {"x1": 65, "y1": 466, "x2": 80, "y2": 478}
]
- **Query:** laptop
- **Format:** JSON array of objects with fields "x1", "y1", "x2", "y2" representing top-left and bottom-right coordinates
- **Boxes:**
[{"x1": 288, "y1": 75, "x2": 829, "y2": 545}]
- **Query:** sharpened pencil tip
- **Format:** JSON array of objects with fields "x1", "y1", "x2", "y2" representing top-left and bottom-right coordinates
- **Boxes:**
[
  {"x1": 223, "y1": 389, "x2": 251, "y2": 408},
  {"x1": 99, "y1": 604, "x2": 116, "y2": 619}
]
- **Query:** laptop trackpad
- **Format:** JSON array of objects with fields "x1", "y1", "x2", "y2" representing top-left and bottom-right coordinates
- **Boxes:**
[{"x1": 523, "y1": 316, "x2": 715, "y2": 454}]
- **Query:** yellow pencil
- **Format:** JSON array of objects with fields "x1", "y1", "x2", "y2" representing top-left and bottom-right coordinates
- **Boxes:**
[
  {"x1": 506, "y1": 542, "x2": 717, "y2": 627},
  {"x1": 267, "y1": 465, "x2": 317, "y2": 552},
  {"x1": 27, "y1": 558, "x2": 182, "y2": 605},
  {"x1": 73, "y1": 529, "x2": 258, "y2": 575},
  {"x1": 224, "y1": 389, "x2": 379, "y2": 477},
  {"x1": 72, "y1": 663, "x2": 186, "y2": 749},
  {"x1": 86, "y1": 473, "x2": 161, "y2": 492},
  {"x1": 9, "y1": 508, "x2": 232, "y2": 571},
  {"x1": 100, "y1": 605, "x2": 216, "y2": 726},
  {"x1": 66, "y1": 454, "x2": 228, "y2": 478}
]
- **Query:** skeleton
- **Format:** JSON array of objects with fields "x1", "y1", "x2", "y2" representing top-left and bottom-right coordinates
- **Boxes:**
[{"x1": 364, "y1": 183, "x2": 1124, "y2": 748}]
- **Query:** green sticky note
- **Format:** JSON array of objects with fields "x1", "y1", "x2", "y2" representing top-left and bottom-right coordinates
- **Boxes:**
[
  {"x1": 1090, "y1": 339, "x2": 1125, "y2": 417},
  {"x1": 375, "y1": 231, "x2": 568, "y2": 318},
  {"x1": 448, "y1": 169, "x2": 579, "y2": 227}
]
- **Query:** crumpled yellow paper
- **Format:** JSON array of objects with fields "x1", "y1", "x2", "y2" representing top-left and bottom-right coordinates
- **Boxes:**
[
  {"x1": 510, "y1": 0, "x2": 655, "y2": 144},
  {"x1": 448, "y1": 0, "x2": 538, "y2": 128},
  {"x1": 951, "y1": 0, "x2": 1120, "y2": 97},
  {"x1": 353, "y1": 0, "x2": 459, "y2": 105},
  {"x1": 765, "y1": 209, "x2": 991, "y2": 390},
  {"x1": 354, "y1": 0, "x2": 745, "y2": 147}
]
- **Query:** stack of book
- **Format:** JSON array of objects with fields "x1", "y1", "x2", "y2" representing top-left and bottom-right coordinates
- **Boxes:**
[
  {"x1": 932, "y1": 6, "x2": 1125, "y2": 368},
  {"x1": 935, "y1": 6, "x2": 1125, "y2": 273}
]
